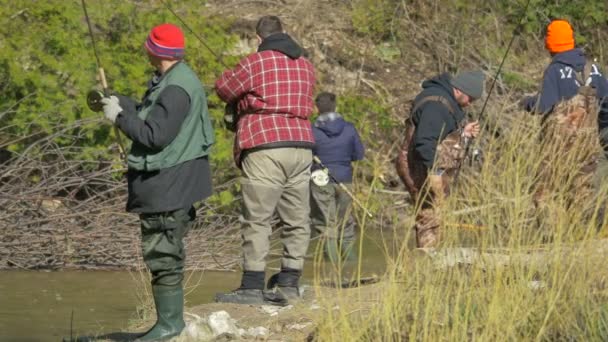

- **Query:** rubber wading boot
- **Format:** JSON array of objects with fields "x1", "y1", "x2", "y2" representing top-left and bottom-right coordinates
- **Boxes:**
[
  {"x1": 324, "y1": 238, "x2": 341, "y2": 263},
  {"x1": 340, "y1": 238, "x2": 357, "y2": 262},
  {"x1": 214, "y1": 288, "x2": 286, "y2": 306},
  {"x1": 267, "y1": 268, "x2": 302, "y2": 302},
  {"x1": 215, "y1": 271, "x2": 287, "y2": 306},
  {"x1": 136, "y1": 284, "x2": 185, "y2": 341}
]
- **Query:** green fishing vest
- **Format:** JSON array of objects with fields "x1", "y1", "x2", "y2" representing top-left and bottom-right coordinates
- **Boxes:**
[{"x1": 128, "y1": 62, "x2": 215, "y2": 171}]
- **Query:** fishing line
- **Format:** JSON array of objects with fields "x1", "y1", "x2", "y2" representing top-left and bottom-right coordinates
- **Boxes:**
[{"x1": 81, "y1": 0, "x2": 127, "y2": 161}]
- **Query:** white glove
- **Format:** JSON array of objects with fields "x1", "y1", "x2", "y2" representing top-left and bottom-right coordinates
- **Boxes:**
[{"x1": 100, "y1": 95, "x2": 123, "y2": 123}]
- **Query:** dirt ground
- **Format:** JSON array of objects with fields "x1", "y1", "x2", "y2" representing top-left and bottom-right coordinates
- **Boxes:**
[{"x1": 177, "y1": 278, "x2": 384, "y2": 342}]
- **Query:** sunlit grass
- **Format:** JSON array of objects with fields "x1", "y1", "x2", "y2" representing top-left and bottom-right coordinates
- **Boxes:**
[{"x1": 313, "y1": 107, "x2": 608, "y2": 341}]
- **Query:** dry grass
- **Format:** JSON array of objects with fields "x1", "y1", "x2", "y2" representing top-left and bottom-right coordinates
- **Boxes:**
[{"x1": 313, "y1": 100, "x2": 608, "y2": 341}]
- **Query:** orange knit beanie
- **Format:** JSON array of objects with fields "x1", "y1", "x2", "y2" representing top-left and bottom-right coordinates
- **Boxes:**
[{"x1": 545, "y1": 20, "x2": 574, "y2": 54}]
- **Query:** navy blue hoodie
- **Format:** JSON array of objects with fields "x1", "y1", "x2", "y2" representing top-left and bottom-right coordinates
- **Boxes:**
[
  {"x1": 312, "y1": 113, "x2": 365, "y2": 183},
  {"x1": 411, "y1": 73, "x2": 466, "y2": 170},
  {"x1": 523, "y1": 48, "x2": 608, "y2": 114},
  {"x1": 523, "y1": 48, "x2": 608, "y2": 152}
]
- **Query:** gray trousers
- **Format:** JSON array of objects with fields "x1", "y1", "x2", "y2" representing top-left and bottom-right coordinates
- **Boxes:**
[
  {"x1": 240, "y1": 148, "x2": 312, "y2": 272},
  {"x1": 310, "y1": 182, "x2": 356, "y2": 241}
]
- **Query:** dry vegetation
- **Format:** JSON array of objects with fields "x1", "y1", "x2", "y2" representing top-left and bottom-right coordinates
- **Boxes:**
[
  {"x1": 0, "y1": 117, "x2": 242, "y2": 270},
  {"x1": 3, "y1": 0, "x2": 608, "y2": 340},
  {"x1": 205, "y1": 1, "x2": 608, "y2": 340}
]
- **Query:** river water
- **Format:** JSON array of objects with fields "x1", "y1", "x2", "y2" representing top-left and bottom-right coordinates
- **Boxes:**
[{"x1": 1, "y1": 232, "x2": 396, "y2": 341}]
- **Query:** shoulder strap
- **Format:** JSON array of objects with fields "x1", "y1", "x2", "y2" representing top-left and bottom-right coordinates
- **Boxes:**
[
  {"x1": 411, "y1": 95, "x2": 456, "y2": 115},
  {"x1": 574, "y1": 61, "x2": 594, "y2": 87}
]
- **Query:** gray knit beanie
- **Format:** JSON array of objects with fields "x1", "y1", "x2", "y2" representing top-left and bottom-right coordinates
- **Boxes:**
[{"x1": 450, "y1": 70, "x2": 485, "y2": 100}]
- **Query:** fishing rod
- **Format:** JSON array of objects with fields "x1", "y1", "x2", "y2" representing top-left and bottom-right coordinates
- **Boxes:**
[
  {"x1": 158, "y1": 0, "x2": 240, "y2": 130},
  {"x1": 81, "y1": 0, "x2": 127, "y2": 161},
  {"x1": 160, "y1": 0, "x2": 229, "y2": 69},
  {"x1": 453, "y1": 0, "x2": 532, "y2": 185},
  {"x1": 312, "y1": 156, "x2": 373, "y2": 218}
]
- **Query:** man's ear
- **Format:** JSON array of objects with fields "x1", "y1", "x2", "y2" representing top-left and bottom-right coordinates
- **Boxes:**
[{"x1": 453, "y1": 87, "x2": 462, "y2": 98}]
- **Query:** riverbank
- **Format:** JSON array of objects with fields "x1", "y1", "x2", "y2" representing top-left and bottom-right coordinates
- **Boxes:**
[{"x1": 1, "y1": 230, "x2": 391, "y2": 341}]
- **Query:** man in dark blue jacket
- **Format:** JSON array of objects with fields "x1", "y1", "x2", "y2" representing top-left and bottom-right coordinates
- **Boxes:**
[
  {"x1": 310, "y1": 92, "x2": 365, "y2": 262},
  {"x1": 522, "y1": 20, "x2": 608, "y2": 136},
  {"x1": 522, "y1": 19, "x2": 608, "y2": 227}
]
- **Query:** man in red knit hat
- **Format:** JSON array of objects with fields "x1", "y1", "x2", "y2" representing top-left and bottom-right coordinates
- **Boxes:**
[
  {"x1": 214, "y1": 15, "x2": 316, "y2": 305},
  {"x1": 99, "y1": 23, "x2": 215, "y2": 340}
]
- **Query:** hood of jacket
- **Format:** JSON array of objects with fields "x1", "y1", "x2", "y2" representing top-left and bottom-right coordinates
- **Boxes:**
[
  {"x1": 314, "y1": 112, "x2": 347, "y2": 137},
  {"x1": 258, "y1": 33, "x2": 303, "y2": 59},
  {"x1": 415, "y1": 72, "x2": 464, "y2": 120},
  {"x1": 551, "y1": 48, "x2": 586, "y2": 72},
  {"x1": 419, "y1": 73, "x2": 457, "y2": 101}
]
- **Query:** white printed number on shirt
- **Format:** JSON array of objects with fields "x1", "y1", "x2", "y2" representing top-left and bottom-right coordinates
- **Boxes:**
[
  {"x1": 559, "y1": 66, "x2": 574, "y2": 79},
  {"x1": 590, "y1": 64, "x2": 602, "y2": 76},
  {"x1": 561, "y1": 65, "x2": 602, "y2": 86}
]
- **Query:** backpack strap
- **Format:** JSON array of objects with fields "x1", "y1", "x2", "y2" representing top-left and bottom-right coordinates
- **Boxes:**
[
  {"x1": 411, "y1": 95, "x2": 456, "y2": 115},
  {"x1": 574, "y1": 61, "x2": 594, "y2": 87},
  {"x1": 576, "y1": 62, "x2": 598, "y2": 99}
]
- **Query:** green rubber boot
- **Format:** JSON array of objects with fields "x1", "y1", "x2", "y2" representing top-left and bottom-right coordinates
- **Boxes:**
[
  {"x1": 324, "y1": 238, "x2": 341, "y2": 264},
  {"x1": 137, "y1": 284, "x2": 185, "y2": 341},
  {"x1": 340, "y1": 238, "x2": 357, "y2": 262}
]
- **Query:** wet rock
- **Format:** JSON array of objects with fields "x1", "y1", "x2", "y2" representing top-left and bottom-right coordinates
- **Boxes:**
[
  {"x1": 240, "y1": 326, "x2": 268, "y2": 337},
  {"x1": 286, "y1": 323, "x2": 311, "y2": 330},
  {"x1": 183, "y1": 313, "x2": 212, "y2": 340},
  {"x1": 309, "y1": 302, "x2": 321, "y2": 310},
  {"x1": 184, "y1": 319, "x2": 214, "y2": 341},
  {"x1": 208, "y1": 311, "x2": 239, "y2": 336},
  {"x1": 183, "y1": 310, "x2": 241, "y2": 341},
  {"x1": 259, "y1": 304, "x2": 293, "y2": 316}
]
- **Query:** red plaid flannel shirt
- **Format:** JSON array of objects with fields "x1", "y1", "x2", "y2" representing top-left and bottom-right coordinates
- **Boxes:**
[{"x1": 215, "y1": 50, "x2": 316, "y2": 165}]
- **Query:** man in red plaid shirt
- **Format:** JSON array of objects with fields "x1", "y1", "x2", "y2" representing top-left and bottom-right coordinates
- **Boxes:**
[{"x1": 215, "y1": 15, "x2": 316, "y2": 305}]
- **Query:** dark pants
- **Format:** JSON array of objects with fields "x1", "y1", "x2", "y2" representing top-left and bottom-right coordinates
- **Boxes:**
[
  {"x1": 140, "y1": 207, "x2": 195, "y2": 286},
  {"x1": 310, "y1": 182, "x2": 356, "y2": 241}
]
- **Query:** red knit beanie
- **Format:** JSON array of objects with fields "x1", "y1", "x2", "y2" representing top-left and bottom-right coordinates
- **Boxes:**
[{"x1": 144, "y1": 23, "x2": 185, "y2": 60}]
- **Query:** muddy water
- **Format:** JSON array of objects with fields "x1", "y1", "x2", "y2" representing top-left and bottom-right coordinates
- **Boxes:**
[{"x1": 1, "y1": 232, "x2": 396, "y2": 341}]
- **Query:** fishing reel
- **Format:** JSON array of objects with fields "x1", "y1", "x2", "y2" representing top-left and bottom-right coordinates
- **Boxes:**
[
  {"x1": 466, "y1": 147, "x2": 484, "y2": 169},
  {"x1": 311, "y1": 169, "x2": 330, "y2": 186},
  {"x1": 471, "y1": 148, "x2": 483, "y2": 163},
  {"x1": 86, "y1": 90, "x2": 106, "y2": 113}
]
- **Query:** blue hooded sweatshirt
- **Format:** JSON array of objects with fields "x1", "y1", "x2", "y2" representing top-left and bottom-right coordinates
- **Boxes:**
[
  {"x1": 312, "y1": 113, "x2": 365, "y2": 183},
  {"x1": 523, "y1": 48, "x2": 608, "y2": 152},
  {"x1": 523, "y1": 48, "x2": 608, "y2": 114}
]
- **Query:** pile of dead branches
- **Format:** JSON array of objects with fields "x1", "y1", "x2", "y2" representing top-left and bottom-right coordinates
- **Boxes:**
[{"x1": 0, "y1": 120, "x2": 241, "y2": 271}]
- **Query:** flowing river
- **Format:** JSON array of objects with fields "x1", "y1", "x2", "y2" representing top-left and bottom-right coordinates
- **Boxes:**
[{"x1": 1, "y1": 231, "x2": 397, "y2": 341}]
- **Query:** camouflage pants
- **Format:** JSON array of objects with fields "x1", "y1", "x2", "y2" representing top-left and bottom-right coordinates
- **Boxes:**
[
  {"x1": 592, "y1": 158, "x2": 608, "y2": 229},
  {"x1": 535, "y1": 120, "x2": 601, "y2": 209},
  {"x1": 140, "y1": 207, "x2": 194, "y2": 286},
  {"x1": 412, "y1": 174, "x2": 450, "y2": 248}
]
